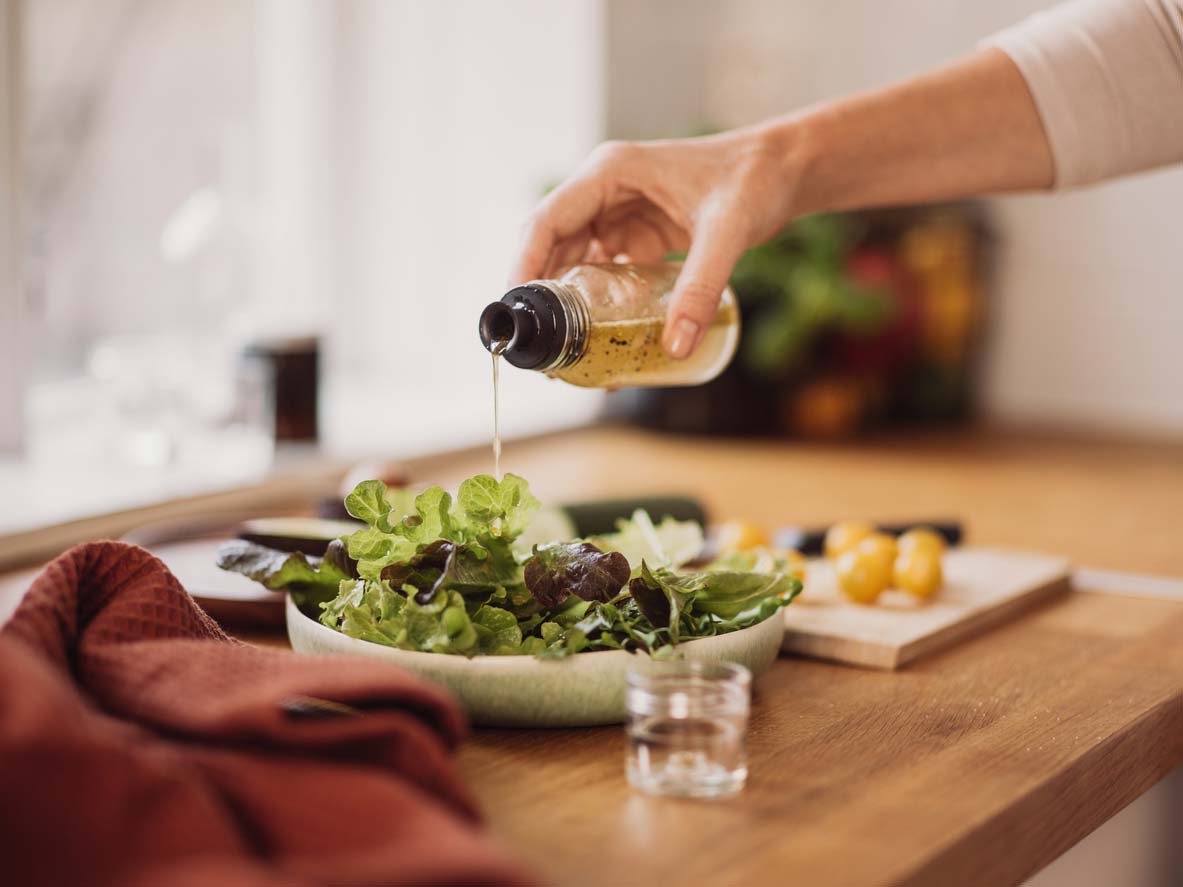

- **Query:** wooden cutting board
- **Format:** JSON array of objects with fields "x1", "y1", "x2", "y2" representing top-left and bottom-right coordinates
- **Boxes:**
[{"x1": 782, "y1": 547, "x2": 1071, "y2": 670}]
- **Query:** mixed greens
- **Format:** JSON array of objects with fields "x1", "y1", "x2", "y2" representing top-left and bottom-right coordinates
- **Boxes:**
[{"x1": 217, "y1": 474, "x2": 801, "y2": 658}]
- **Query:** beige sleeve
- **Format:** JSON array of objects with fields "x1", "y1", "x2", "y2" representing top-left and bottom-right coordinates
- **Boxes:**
[{"x1": 983, "y1": 0, "x2": 1183, "y2": 187}]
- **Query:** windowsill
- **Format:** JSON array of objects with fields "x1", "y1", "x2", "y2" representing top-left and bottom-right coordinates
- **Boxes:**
[{"x1": 0, "y1": 373, "x2": 604, "y2": 541}]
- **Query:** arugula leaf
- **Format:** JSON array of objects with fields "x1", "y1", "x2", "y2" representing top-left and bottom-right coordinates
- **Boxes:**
[
  {"x1": 523, "y1": 542, "x2": 630, "y2": 608},
  {"x1": 628, "y1": 561, "x2": 693, "y2": 644},
  {"x1": 635, "y1": 565, "x2": 801, "y2": 623}
]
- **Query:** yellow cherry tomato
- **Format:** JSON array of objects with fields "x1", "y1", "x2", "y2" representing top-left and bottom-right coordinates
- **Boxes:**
[
  {"x1": 855, "y1": 532, "x2": 898, "y2": 573},
  {"x1": 836, "y1": 547, "x2": 891, "y2": 604},
  {"x1": 824, "y1": 520, "x2": 874, "y2": 561},
  {"x1": 894, "y1": 549, "x2": 944, "y2": 599},
  {"x1": 897, "y1": 527, "x2": 946, "y2": 558},
  {"x1": 716, "y1": 520, "x2": 772, "y2": 553}
]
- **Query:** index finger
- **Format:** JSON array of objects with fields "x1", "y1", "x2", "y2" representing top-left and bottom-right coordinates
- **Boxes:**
[{"x1": 509, "y1": 173, "x2": 607, "y2": 285}]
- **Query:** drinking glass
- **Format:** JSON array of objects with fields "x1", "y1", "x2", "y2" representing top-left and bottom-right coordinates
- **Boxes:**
[{"x1": 625, "y1": 659, "x2": 751, "y2": 798}]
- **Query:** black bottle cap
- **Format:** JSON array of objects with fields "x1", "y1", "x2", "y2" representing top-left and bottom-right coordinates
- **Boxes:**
[{"x1": 478, "y1": 285, "x2": 567, "y2": 370}]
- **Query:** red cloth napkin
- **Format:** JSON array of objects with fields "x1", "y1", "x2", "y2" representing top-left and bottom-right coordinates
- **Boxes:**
[{"x1": 0, "y1": 541, "x2": 533, "y2": 887}]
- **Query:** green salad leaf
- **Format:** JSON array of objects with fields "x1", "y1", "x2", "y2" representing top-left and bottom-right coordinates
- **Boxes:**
[
  {"x1": 345, "y1": 479, "x2": 397, "y2": 532},
  {"x1": 630, "y1": 563, "x2": 802, "y2": 629},
  {"x1": 216, "y1": 472, "x2": 801, "y2": 659},
  {"x1": 456, "y1": 473, "x2": 539, "y2": 539},
  {"x1": 589, "y1": 508, "x2": 704, "y2": 569},
  {"x1": 215, "y1": 539, "x2": 347, "y2": 593}
]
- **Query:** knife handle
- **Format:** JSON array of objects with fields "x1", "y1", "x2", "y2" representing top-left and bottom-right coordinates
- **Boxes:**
[{"x1": 774, "y1": 520, "x2": 963, "y2": 556}]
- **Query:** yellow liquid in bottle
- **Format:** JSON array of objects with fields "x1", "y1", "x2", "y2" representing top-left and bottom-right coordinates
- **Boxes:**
[{"x1": 554, "y1": 302, "x2": 740, "y2": 389}]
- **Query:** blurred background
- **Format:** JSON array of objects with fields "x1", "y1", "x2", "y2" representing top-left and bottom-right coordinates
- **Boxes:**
[{"x1": 1, "y1": 0, "x2": 1181, "y2": 534}]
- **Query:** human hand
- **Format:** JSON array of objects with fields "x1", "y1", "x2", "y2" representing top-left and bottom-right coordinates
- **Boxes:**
[{"x1": 509, "y1": 126, "x2": 802, "y2": 358}]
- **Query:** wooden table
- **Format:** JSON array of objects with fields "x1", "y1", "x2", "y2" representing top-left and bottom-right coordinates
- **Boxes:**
[{"x1": 2, "y1": 426, "x2": 1182, "y2": 886}]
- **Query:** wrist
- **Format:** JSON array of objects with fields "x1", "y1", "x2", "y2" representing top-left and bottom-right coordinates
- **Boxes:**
[{"x1": 747, "y1": 111, "x2": 832, "y2": 223}]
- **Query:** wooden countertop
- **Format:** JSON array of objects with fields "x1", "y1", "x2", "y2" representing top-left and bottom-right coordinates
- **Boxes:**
[{"x1": 2, "y1": 426, "x2": 1181, "y2": 886}]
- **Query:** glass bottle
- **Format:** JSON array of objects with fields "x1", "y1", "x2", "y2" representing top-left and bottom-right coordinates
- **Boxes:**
[{"x1": 478, "y1": 262, "x2": 740, "y2": 388}]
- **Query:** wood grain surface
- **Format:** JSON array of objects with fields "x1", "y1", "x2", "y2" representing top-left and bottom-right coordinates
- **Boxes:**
[
  {"x1": 2, "y1": 426, "x2": 1182, "y2": 887},
  {"x1": 460, "y1": 586, "x2": 1183, "y2": 887}
]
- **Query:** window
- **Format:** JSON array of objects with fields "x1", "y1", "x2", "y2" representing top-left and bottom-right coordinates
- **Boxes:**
[{"x1": 3, "y1": 0, "x2": 605, "y2": 532}]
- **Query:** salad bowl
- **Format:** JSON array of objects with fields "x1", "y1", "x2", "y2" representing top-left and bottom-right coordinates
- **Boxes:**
[{"x1": 286, "y1": 594, "x2": 785, "y2": 727}]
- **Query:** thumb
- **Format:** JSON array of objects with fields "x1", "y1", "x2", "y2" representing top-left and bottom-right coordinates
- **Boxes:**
[{"x1": 662, "y1": 217, "x2": 745, "y2": 359}]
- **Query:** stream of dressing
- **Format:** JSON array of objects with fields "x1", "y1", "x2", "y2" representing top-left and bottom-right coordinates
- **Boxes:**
[{"x1": 490, "y1": 338, "x2": 508, "y2": 479}]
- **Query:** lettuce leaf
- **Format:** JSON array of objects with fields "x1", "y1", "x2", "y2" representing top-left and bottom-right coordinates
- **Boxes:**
[
  {"x1": 523, "y1": 542, "x2": 630, "y2": 608},
  {"x1": 456, "y1": 473, "x2": 539, "y2": 539},
  {"x1": 216, "y1": 539, "x2": 349, "y2": 590},
  {"x1": 472, "y1": 605, "x2": 523, "y2": 654},
  {"x1": 216, "y1": 539, "x2": 352, "y2": 613},
  {"x1": 630, "y1": 563, "x2": 802, "y2": 627},
  {"x1": 221, "y1": 472, "x2": 802, "y2": 660},
  {"x1": 590, "y1": 509, "x2": 704, "y2": 570}
]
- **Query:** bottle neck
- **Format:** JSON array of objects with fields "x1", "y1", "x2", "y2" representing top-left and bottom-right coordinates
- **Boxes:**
[
  {"x1": 478, "y1": 280, "x2": 590, "y2": 371},
  {"x1": 541, "y1": 281, "x2": 590, "y2": 370}
]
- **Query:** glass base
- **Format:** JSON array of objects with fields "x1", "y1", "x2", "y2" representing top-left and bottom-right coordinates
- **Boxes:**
[{"x1": 627, "y1": 751, "x2": 747, "y2": 799}]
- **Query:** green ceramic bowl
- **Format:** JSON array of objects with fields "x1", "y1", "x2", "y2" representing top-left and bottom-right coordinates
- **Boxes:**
[{"x1": 285, "y1": 595, "x2": 785, "y2": 727}]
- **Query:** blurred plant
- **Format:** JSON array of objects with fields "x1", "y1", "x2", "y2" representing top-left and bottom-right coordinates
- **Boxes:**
[
  {"x1": 730, "y1": 214, "x2": 894, "y2": 379},
  {"x1": 608, "y1": 203, "x2": 989, "y2": 439}
]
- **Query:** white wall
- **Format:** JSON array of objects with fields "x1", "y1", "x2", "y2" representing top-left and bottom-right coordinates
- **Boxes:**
[
  {"x1": 604, "y1": 0, "x2": 1183, "y2": 437},
  {"x1": 322, "y1": 0, "x2": 606, "y2": 460}
]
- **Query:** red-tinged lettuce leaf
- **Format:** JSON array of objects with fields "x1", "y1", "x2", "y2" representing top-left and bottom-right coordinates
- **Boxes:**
[
  {"x1": 216, "y1": 539, "x2": 351, "y2": 614},
  {"x1": 381, "y1": 539, "x2": 524, "y2": 605},
  {"x1": 628, "y1": 560, "x2": 694, "y2": 643},
  {"x1": 380, "y1": 539, "x2": 455, "y2": 605},
  {"x1": 217, "y1": 540, "x2": 348, "y2": 591},
  {"x1": 523, "y1": 542, "x2": 630, "y2": 609}
]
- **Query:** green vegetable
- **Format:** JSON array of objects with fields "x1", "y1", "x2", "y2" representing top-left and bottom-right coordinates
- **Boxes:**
[
  {"x1": 704, "y1": 547, "x2": 799, "y2": 576},
  {"x1": 345, "y1": 479, "x2": 397, "y2": 532},
  {"x1": 632, "y1": 564, "x2": 802, "y2": 625},
  {"x1": 215, "y1": 539, "x2": 350, "y2": 610},
  {"x1": 523, "y1": 542, "x2": 630, "y2": 608},
  {"x1": 217, "y1": 472, "x2": 801, "y2": 659},
  {"x1": 589, "y1": 509, "x2": 704, "y2": 569}
]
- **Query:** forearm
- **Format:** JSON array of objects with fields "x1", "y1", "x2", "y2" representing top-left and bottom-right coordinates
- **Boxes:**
[{"x1": 771, "y1": 48, "x2": 1054, "y2": 217}]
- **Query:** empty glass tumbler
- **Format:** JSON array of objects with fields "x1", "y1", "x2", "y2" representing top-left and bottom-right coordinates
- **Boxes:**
[{"x1": 625, "y1": 659, "x2": 751, "y2": 798}]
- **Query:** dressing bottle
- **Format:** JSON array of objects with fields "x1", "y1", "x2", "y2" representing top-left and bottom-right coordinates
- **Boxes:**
[{"x1": 478, "y1": 262, "x2": 740, "y2": 388}]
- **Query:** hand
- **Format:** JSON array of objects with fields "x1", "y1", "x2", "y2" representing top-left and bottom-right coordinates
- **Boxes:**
[
  {"x1": 509, "y1": 126, "x2": 802, "y2": 359},
  {"x1": 509, "y1": 50, "x2": 1055, "y2": 361}
]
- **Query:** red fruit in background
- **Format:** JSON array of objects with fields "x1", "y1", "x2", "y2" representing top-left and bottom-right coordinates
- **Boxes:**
[{"x1": 835, "y1": 246, "x2": 922, "y2": 372}]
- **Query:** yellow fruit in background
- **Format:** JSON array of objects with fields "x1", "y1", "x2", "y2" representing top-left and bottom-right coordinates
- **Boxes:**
[
  {"x1": 836, "y1": 547, "x2": 890, "y2": 604},
  {"x1": 894, "y1": 550, "x2": 944, "y2": 599},
  {"x1": 824, "y1": 520, "x2": 874, "y2": 560},
  {"x1": 716, "y1": 520, "x2": 772, "y2": 553},
  {"x1": 856, "y1": 532, "x2": 898, "y2": 572},
  {"x1": 897, "y1": 527, "x2": 947, "y2": 558}
]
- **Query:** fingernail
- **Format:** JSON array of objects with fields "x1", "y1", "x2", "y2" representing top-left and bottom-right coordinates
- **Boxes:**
[{"x1": 665, "y1": 318, "x2": 701, "y2": 359}]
